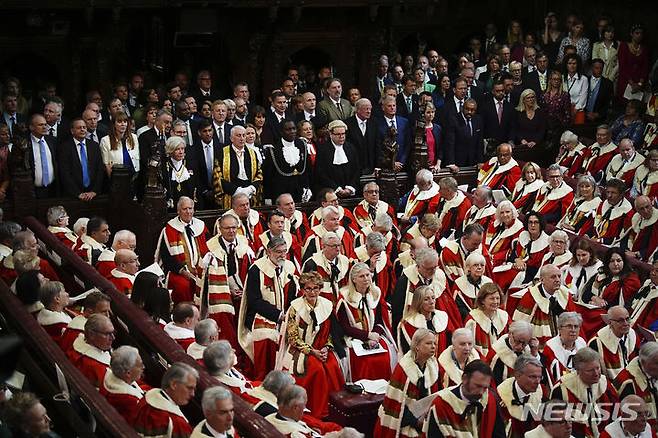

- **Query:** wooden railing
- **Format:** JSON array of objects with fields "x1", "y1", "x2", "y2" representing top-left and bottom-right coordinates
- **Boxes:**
[
  {"x1": 25, "y1": 216, "x2": 284, "y2": 438},
  {"x1": 0, "y1": 280, "x2": 140, "y2": 438}
]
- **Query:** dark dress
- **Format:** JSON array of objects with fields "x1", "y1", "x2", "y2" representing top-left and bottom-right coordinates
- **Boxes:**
[
  {"x1": 515, "y1": 109, "x2": 547, "y2": 145},
  {"x1": 161, "y1": 158, "x2": 199, "y2": 210}
]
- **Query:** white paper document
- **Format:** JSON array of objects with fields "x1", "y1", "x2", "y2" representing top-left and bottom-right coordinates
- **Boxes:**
[
  {"x1": 351, "y1": 339, "x2": 386, "y2": 356},
  {"x1": 492, "y1": 190, "x2": 507, "y2": 204},
  {"x1": 407, "y1": 393, "x2": 439, "y2": 418},
  {"x1": 355, "y1": 378, "x2": 388, "y2": 394}
]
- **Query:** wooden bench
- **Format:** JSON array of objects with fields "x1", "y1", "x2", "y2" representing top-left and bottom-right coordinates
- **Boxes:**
[{"x1": 328, "y1": 390, "x2": 384, "y2": 438}]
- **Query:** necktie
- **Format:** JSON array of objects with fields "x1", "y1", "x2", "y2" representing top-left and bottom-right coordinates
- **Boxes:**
[
  {"x1": 462, "y1": 401, "x2": 483, "y2": 418},
  {"x1": 511, "y1": 386, "x2": 530, "y2": 406},
  {"x1": 368, "y1": 205, "x2": 377, "y2": 222},
  {"x1": 539, "y1": 74, "x2": 547, "y2": 91},
  {"x1": 49, "y1": 127, "x2": 54, "y2": 136},
  {"x1": 406, "y1": 96, "x2": 412, "y2": 113},
  {"x1": 184, "y1": 224, "x2": 196, "y2": 262},
  {"x1": 389, "y1": 118, "x2": 395, "y2": 129},
  {"x1": 360, "y1": 121, "x2": 366, "y2": 136},
  {"x1": 218, "y1": 125, "x2": 223, "y2": 144},
  {"x1": 330, "y1": 261, "x2": 339, "y2": 282},
  {"x1": 466, "y1": 117, "x2": 473, "y2": 136},
  {"x1": 122, "y1": 140, "x2": 135, "y2": 172},
  {"x1": 79, "y1": 141, "x2": 90, "y2": 188},
  {"x1": 587, "y1": 387, "x2": 593, "y2": 403},
  {"x1": 90, "y1": 132, "x2": 97, "y2": 142},
  {"x1": 204, "y1": 145, "x2": 213, "y2": 181},
  {"x1": 459, "y1": 100, "x2": 463, "y2": 113},
  {"x1": 39, "y1": 138, "x2": 51, "y2": 186},
  {"x1": 566, "y1": 353, "x2": 575, "y2": 368},
  {"x1": 275, "y1": 266, "x2": 282, "y2": 279},
  {"x1": 587, "y1": 79, "x2": 600, "y2": 113},
  {"x1": 336, "y1": 101, "x2": 344, "y2": 118},
  {"x1": 226, "y1": 242, "x2": 237, "y2": 275},
  {"x1": 186, "y1": 121, "x2": 193, "y2": 145},
  {"x1": 8, "y1": 115, "x2": 15, "y2": 135},
  {"x1": 576, "y1": 267, "x2": 588, "y2": 288},
  {"x1": 497, "y1": 101, "x2": 503, "y2": 124},
  {"x1": 619, "y1": 337, "x2": 628, "y2": 366}
]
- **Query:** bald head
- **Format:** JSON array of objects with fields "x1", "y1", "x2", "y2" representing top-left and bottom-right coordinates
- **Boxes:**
[
  {"x1": 635, "y1": 195, "x2": 654, "y2": 220},
  {"x1": 606, "y1": 305, "x2": 630, "y2": 337},
  {"x1": 115, "y1": 249, "x2": 139, "y2": 275},
  {"x1": 540, "y1": 264, "x2": 561, "y2": 294}
]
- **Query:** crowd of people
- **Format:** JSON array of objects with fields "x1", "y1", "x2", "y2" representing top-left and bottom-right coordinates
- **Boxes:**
[{"x1": 2, "y1": 10, "x2": 658, "y2": 438}]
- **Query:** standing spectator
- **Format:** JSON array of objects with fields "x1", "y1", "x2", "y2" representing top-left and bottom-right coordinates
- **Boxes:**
[
  {"x1": 585, "y1": 59, "x2": 615, "y2": 125},
  {"x1": 99, "y1": 112, "x2": 140, "y2": 179},
  {"x1": 515, "y1": 89, "x2": 547, "y2": 151},
  {"x1": 556, "y1": 17, "x2": 591, "y2": 64},
  {"x1": 592, "y1": 26, "x2": 619, "y2": 85},
  {"x1": 562, "y1": 54, "x2": 589, "y2": 124},
  {"x1": 540, "y1": 71, "x2": 571, "y2": 151},
  {"x1": 541, "y1": 12, "x2": 564, "y2": 65},
  {"x1": 617, "y1": 24, "x2": 650, "y2": 102}
]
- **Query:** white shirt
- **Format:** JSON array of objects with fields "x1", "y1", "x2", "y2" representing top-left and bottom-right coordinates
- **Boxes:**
[
  {"x1": 453, "y1": 96, "x2": 464, "y2": 113},
  {"x1": 332, "y1": 141, "x2": 349, "y2": 165},
  {"x1": 30, "y1": 134, "x2": 54, "y2": 187},
  {"x1": 356, "y1": 116, "x2": 368, "y2": 135},
  {"x1": 564, "y1": 73, "x2": 589, "y2": 111},
  {"x1": 204, "y1": 422, "x2": 228, "y2": 438},
  {"x1": 384, "y1": 116, "x2": 396, "y2": 130},
  {"x1": 232, "y1": 145, "x2": 248, "y2": 180},
  {"x1": 304, "y1": 110, "x2": 315, "y2": 121},
  {"x1": 75, "y1": 139, "x2": 87, "y2": 162},
  {"x1": 213, "y1": 121, "x2": 226, "y2": 141}
]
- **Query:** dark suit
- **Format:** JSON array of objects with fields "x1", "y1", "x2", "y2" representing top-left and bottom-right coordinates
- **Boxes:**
[
  {"x1": 190, "y1": 87, "x2": 219, "y2": 104},
  {"x1": 48, "y1": 119, "x2": 70, "y2": 143},
  {"x1": 314, "y1": 140, "x2": 360, "y2": 194},
  {"x1": 467, "y1": 84, "x2": 485, "y2": 103},
  {"x1": 377, "y1": 115, "x2": 412, "y2": 165},
  {"x1": 25, "y1": 134, "x2": 58, "y2": 198},
  {"x1": 57, "y1": 137, "x2": 105, "y2": 198},
  {"x1": 86, "y1": 124, "x2": 108, "y2": 144},
  {"x1": 0, "y1": 112, "x2": 26, "y2": 137},
  {"x1": 444, "y1": 113, "x2": 484, "y2": 167},
  {"x1": 478, "y1": 97, "x2": 516, "y2": 144},
  {"x1": 138, "y1": 127, "x2": 166, "y2": 174},
  {"x1": 294, "y1": 111, "x2": 328, "y2": 131},
  {"x1": 211, "y1": 121, "x2": 231, "y2": 147},
  {"x1": 371, "y1": 74, "x2": 394, "y2": 102},
  {"x1": 585, "y1": 76, "x2": 613, "y2": 122},
  {"x1": 345, "y1": 115, "x2": 380, "y2": 173},
  {"x1": 189, "y1": 139, "x2": 221, "y2": 209},
  {"x1": 522, "y1": 69, "x2": 549, "y2": 96},
  {"x1": 396, "y1": 93, "x2": 419, "y2": 121},
  {"x1": 261, "y1": 112, "x2": 285, "y2": 146}
]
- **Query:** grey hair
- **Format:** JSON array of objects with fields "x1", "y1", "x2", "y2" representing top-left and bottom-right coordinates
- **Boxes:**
[
  {"x1": 452, "y1": 327, "x2": 474, "y2": 343},
  {"x1": 321, "y1": 231, "x2": 340, "y2": 245},
  {"x1": 374, "y1": 213, "x2": 393, "y2": 232},
  {"x1": 355, "y1": 98, "x2": 371, "y2": 110},
  {"x1": 73, "y1": 217, "x2": 89, "y2": 235},
  {"x1": 321, "y1": 205, "x2": 340, "y2": 219},
  {"x1": 223, "y1": 98, "x2": 236, "y2": 109},
  {"x1": 509, "y1": 320, "x2": 533, "y2": 337},
  {"x1": 203, "y1": 340, "x2": 233, "y2": 375},
  {"x1": 558, "y1": 311, "x2": 583, "y2": 327},
  {"x1": 162, "y1": 362, "x2": 199, "y2": 389},
  {"x1": 349, "y1": 262, "x2": 371, "y2": 282},
  {"x1": 476, "y1": 186, "x2": 493, "y2": 202},
  {"x1": 262, "y1": 370, "x2": 295, "y2": 398},
  {"x1": 576, "y1": 175, "x2": 598, "y2": 198},
  {"x1": 177, "y1": 196, "x2": 194, "y2": 210},
  {"x1": 46, "y1": 205, "x2": 67, "y2": 226},
  {"x1": 278, "y1": 384, "x2": 307, "y2": 409},
  {"x1": 171, "y1": 119, "x2": 187, "y2": 131},
  {"x1": 572, "y1": 347, "x2": 600, "y2": 370},
  {"x1": 194, "y1": 319, "x2": 219, "y2": 345},
  {"x1": 639, "y1": 342, "x2": 658, "y2": 364},
  {"x1": 414, "y1": 247, "x2": 438, "y2": 266},
  {"x1": 267, "y1": 235, "x2": 287, "y2": 250},
  {"x1": 84, "y1": 314, "x2": 112, "y2": 335},
  {"x1": 231, "y1": 191, "x2": 249, "y2": 204},
  {"x1": 12, "y1": 230, "x2": 35, "y2": 251},
  {"x1": 112, "y1": 230, "x2": 136, "y2": 247},
  {"x1": 39, "y1": 281, "x2": 64, "y2": 308},
  {"x1": 416, "y1": 169, "x2": 433, "y2": 184},
  {"x1": 513, "y1": 354, "x2": 543, "y2": 373},
  {"x1": 164, "y1": 135, "x2": 186, "y2": 155},
  {"x1": 465, "y1": 252, "x2": 486, "y2": 268},
  {"x1": 495, "y1": 200, "x2": 518, "y2": 221},
  {"x1": 546, "y1": 163, "x2": 563, "y2": 174},
  {"x1": 619, "y1": 138, "x2": 635, "y2": 149},
  {"x1": 365, "y1": 232, "x2": 386, "y2": 252},
  {"x1": 110, "y1": 345, "x2": 141, "y2": 379},
  {"x1": 560, "y1": 130, "x2": 579, "y2": 145},
  {"x1": 363, "y1": 181, "x2": 378, "y2": 192},
  {"x1": 438, "y1": 176, "x2": 458, "y2": 192},
  {"x1": 549, "y1": 230, "x2": 568, "y2": 245},
  {"x1": 201, "y1": 386, "x2": 233, "y2": 415},
  {"x1": 410, "y1": 328, "x2": 435, "y2": 359}
]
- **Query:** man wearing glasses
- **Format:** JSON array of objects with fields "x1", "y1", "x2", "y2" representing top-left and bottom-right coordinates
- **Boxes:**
[
  {"x1": 532, "y1": 164, "x2": 575, "y2": 224},
  {"x1": 67, "y1": 314, "x2": 114, "y2": 389},
  {"x1": 588, "y1": 306, "x2": 640, "y2": 381}
]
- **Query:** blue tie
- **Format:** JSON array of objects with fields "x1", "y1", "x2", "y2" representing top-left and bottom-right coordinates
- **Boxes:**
[
  {"x1": 204, "y1": 145, "x2": 213, "y2": 182},
  {"x1": 587, "y1": 79, "x2": 600, "y2": 113},
  {"x1": 79, "y1": 141, "x2": 90, "y2": 188},
  {"x1": 39, "y1": 138, "x2": 51, "y2": 186}
]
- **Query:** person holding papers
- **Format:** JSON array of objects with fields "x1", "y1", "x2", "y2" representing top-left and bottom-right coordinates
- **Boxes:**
[{"x1": 374, "y1": 328, "x2": 440, "y2": 438}]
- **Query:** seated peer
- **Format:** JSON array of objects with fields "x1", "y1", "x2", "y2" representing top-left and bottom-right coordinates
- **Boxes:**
[{"x1": 100, "y1": 345, "x2": 146, "y2": 425}]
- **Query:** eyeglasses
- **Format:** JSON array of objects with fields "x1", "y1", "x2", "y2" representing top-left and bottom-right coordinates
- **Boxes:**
[
  {"x1": 303, "y1": 286, "x2": 321, "y2": 292},
  {"x1": 93, "y1": 329, "x2": 116, "y2": 337},
  {"x1": 610, "y1": 317, "x2": 631, "y2": 323},
  {"x1": 560, "y1": 324, "x2": 580, "y2": 330}
]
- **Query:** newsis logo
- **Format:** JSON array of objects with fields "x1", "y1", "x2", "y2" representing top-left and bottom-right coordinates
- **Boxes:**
[{"x1": 521, "y1": 402, "x2": 645, "y2": 422}]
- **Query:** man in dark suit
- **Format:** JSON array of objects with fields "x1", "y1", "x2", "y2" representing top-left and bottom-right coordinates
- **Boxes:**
[
  {"x1": 522, "y1": 52, "x2": 549, "y2": 97},
  {"x1": 190, "y1": 70, "x2": 219, "y2": 103},
  {"x1": 345, "y1": 98, "x2": 379, "y2": 174},
  {"x1": 479, "y1": 80, "x2": 516, "y2": 146},
  {"x1": 138, "y1": 109, "x2": 173, "y2": 174},
  {"x1": 461, "y1": 68, "x2": 484, "y2": 102},
  {"x1": 439, "y1": 77, "x2": 469, "y2": 132},
  {"x1": 82, "y1": 109, "x2": 108, "y2": 144},
  {"x1": 294, "y1": 92, "x2": 327, "y2": 129},
  {"x1": 377, "y1": 96, "x2": 411, "y2": 171},
  {"x1": 395, "y1": 75, "x2": 419, "y2": 121},
  {"x1": 189, "y1": 120, "x2": 220, "y2": 209},
  {"x1": 25, "y1": 114, "x2": 58, "y2": 198},
  {"x1": 58, "y1": 118, "x2": 105, "y2": 201},
  {"x1": 444, "y1": 99, "x2": 484, "y2": 170},
  {"x1": 0, "y1": 93, "x2": 26, "y2": 138},
  {"x1": 43, "y1": 101, "x2": 70, "y2": 143},
  {"x1": 262, "y1": 91, "x2": 289, "y2": 145},
  {"x1": 371, "y1": 56, "x2": 394, "y2": 102},
  {"x1": 175, "y1": 100, "x2": 197, "y2": 146},
  {"x1": 585, "y1": 58, "x2": 614, "y2": 125},
  {"x1": 314, "y1": 120, "x2": 360, "y2": 197},
  {"x1": 210, "y1": 100, "x2": 231, "y2": 146}
]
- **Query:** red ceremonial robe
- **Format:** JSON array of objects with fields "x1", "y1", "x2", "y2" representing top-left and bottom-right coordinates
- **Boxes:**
[
  {"x1": 613, "y1": 357, "x2": 658, "y2": 428},
  {"x1": 590, "y1": 198, "x2": 635, "y2": 245},
  {"x1": 629, "y1": 279, "x2": 658, "y2": 328},
  {"x1": 605, "y1": 152, "x2": 645, "y2": 188},
  {"x1": 36, "y1": 308, "x2": 72, "y2": 345},
  {"x1": 435, "y1": 190, "x2": 472, "y2": 239},
  {"x1": 487, "y1": 334, "x2": 530, "y2": 385},
  {"x1": 353, "y1": 244, "x2": 395, "y2": 301},
  {"x1": 557, "y1": 197, "x2": 602, "y2": 236},
  {"x1": 550, "y1": 372, "x2": 619, "y2": 438},
  {"x1": 497, "y1": 377, "x2": 547, "y2": 438},
  {"x1": 531, "y1": 182, "x2": 574, "y2": 224},
  {"x1": 400, "y1": 223, "x2": 436, "y2": 253},
  {"x1": 583, "y1": 142, "x2": 618, "y2": 177},
  {"x1": 477, "y1": 156, "x2": 522, "y2": 196},
  {"x1": 402, "y1": 182, "x2": 441, "y2": 220},
  {"x1": 47, "y1": 225, "x2": 77, "y2": 249},
  {"x1": 283, "y1": 210, "x2": 310, "y2": 245},
  {"x1": 156, "y1": 216, "x2": 209, "y2": 304},
  {"x1": 542, "y1": 335, "x2": 587, "y2": 388},
  {"x1": 627, "y1": 208, "x2": 658, "y2": 261},
  {"x1": 309, "y1": 205, "x2": 361, "y2": 236},
  {"x1": 109, "y1": 269, "x2": 135, "y2": 295},
  {"x1": 133, "y1": 388, "x2": 192, "y2": 438},
  {"x1": 68, "y1": 335, "x2": 110, "y2": 388},
  {"x1": 374, "y1": 352, "x2": 440, "y2": 438},
  {"x1": 599, "y1": 420, "x2": 656, "y2": 438},
  {"x1": 511, "y1": 179, "x2": 544, "y2": 215},
  {"x1": 301, "y1": 224, "x2": 355, "y2": 262},
  {"x1": 100, "y1": 369, "x2": 145, "y2": 425},
  {"x1": 461, "y1": 203, "x2": 497, "y2": 236},
  {"x1": 423, "y1": 386, "x2": 498, "y2": 438},
  {"x1": 440, "y1": 240, "x2": 491, "y2": 284},
  {"x1": 556, "y1": 142, "x2": 588, "y2": 177},
  {"x1": 96, "y1": 248, "x2": 117, "y2": 279},
  {"x1": 217, "y1": 209, "x2": 265, "y2": 250},
  {"x1": 437, "y1": 346, "x2": 481, "y2": 389},
  {"x1": 452, "y1": 274, "x2": 494, "y2": 319},
  {"x1": 563, "y1": 262, "x2": 603, "y2": 298},
  {"x1": 60, "y1": 315, "x2": 86, "y2": 354},
  {"x1": 492, "y1": 231, "x2": 550, "y2": 293},
  {"x1": 588, "y1": 325, "x2": 640, "y2": 381},
  {"x1": 163, "y1": 323, "x2": 195, "y2": 351},
  {"x1": 464, "y1": 308, "x2": 509, "y2": 358},
  {"x1": 278, "y1": 295, "x2": 344, "y2": 418},
  {"x1": 301, "y1": 252, "x2": 350, "y2": 306},
  {"x1": 632, "y1": 165, "x2": 658, "y2": 204},
  {"x1": 397, "y1": 311, "x2": 449, "y2": 355},
  {"x1": 485, "y1": 219, "x2": 524, "y2": 268},
  {"x1": 254, "y1": 230, "x2": 301, "y2": 269},
  {"x1": 512, "y1": 284, "x2": 576, "y2": 348},
  {"x1": 353, "y1": 199, "x2": 398, "y2": 231},
  {"x1": 186, "y1": 342, "x2": 206, "y2": 365}
]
